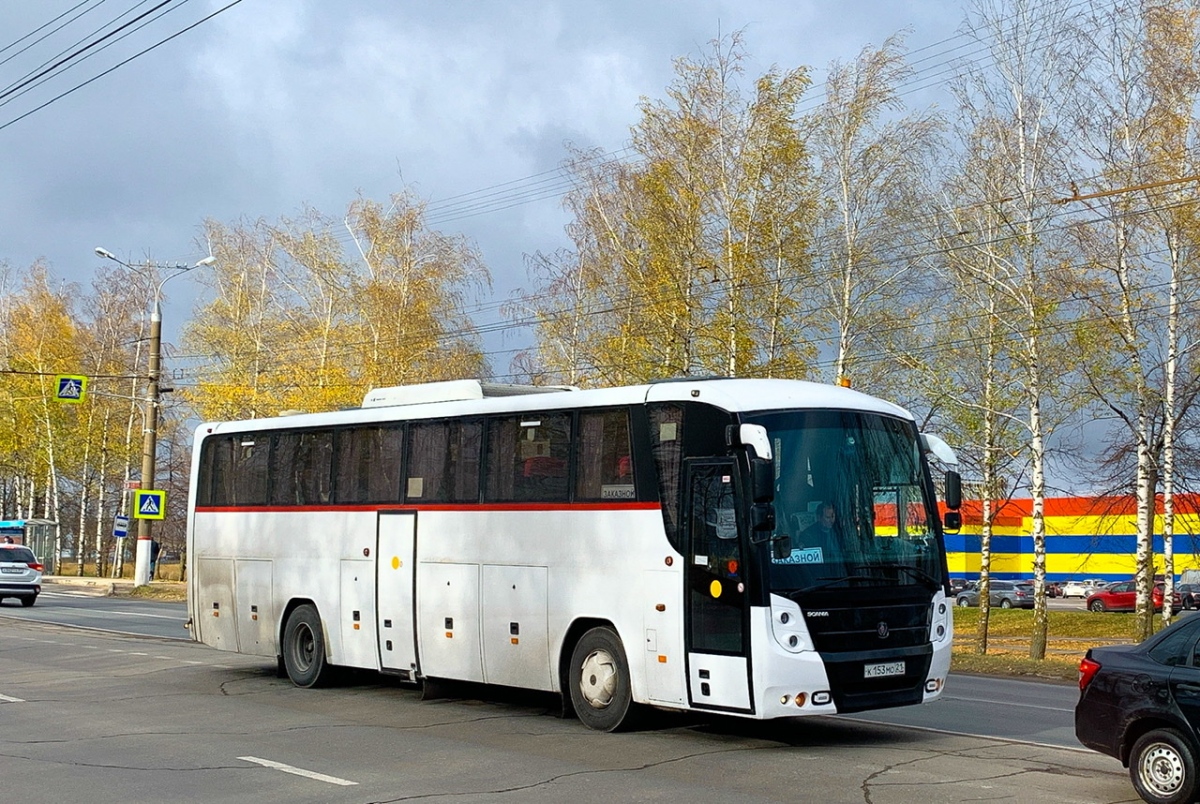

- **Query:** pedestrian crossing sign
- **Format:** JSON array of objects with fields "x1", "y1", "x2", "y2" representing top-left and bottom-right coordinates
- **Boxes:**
[
  {"x1": 54, "y1": 374, "x2": 87, "y2": 404},
  {"x1": 133, "y1": 489, "x2": 166, "y2": 520}
]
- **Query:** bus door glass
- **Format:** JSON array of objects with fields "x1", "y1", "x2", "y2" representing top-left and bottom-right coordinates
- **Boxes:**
[{"x1": 684, "y1": 459, "x2": 752, "y2": 712}]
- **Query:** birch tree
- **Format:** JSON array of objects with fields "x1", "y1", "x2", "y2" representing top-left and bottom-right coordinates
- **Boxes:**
[{"x1": 954, "y1": 0, "x2": 1081, "y2": 659}]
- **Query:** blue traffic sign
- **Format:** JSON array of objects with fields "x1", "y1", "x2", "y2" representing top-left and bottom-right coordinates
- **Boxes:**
[
  {"x1": 133, "y1": 490, "x2": 166, "y2": 520},
  {"x1": 54, "y1": 374, "x2": 87, "y2": 404}
]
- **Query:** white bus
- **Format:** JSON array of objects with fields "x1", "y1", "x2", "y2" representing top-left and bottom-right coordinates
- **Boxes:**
[{"x1": 186, "y1": 377, "x2": 961, "y2": 731}]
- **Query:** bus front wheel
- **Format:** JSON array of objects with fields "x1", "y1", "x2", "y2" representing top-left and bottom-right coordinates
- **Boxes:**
[
  {"x1": 569, "y1": 626, "x2": 633, "y2": 732},
  {"x1": 282, "y1": 604, "x2": 333, "y2": 688}
]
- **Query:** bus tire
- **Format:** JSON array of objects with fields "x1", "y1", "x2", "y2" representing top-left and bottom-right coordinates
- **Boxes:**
[
  {"x1": 282, "y1": 604, "x2": 332, "y2": 688},
  {"x1": 569, "y1": 626, "x2": 633, "y2": 732}
]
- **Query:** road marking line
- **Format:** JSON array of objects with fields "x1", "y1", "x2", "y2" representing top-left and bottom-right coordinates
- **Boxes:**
[
  {"x1": 239, "y1": 756, "x2": 357, "y2": 786},
  {"x1": 0, "y1": 694, "x2": 25, "y2": 703},
  {"x1": 943, "y1": 695, "x2": 1074, "y2": 713}
]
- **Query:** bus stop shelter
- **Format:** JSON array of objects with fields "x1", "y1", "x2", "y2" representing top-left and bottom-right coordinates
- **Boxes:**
[{"x1": 0, "y1": 519, "x2": 59, "y2": 574}]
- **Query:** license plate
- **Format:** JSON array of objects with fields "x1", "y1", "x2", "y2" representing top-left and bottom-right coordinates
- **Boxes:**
[{"x1": 864, "y1": 661, "x2": 905, "y2": 678}]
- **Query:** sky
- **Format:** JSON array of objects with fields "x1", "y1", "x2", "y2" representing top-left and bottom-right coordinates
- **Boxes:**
[{"x1": 0, "y1": 0, "x2": 966, "y2": 370}]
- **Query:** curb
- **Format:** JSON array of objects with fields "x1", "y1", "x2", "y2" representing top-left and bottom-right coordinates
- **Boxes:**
[{"x1": 42, "y1": 576, "x2": 119, "y2": 596}]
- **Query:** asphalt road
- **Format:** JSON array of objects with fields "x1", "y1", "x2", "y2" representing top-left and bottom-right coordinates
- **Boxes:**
[{"x1": 0, "y1": 615, "x2": 1137, "y2": 804}]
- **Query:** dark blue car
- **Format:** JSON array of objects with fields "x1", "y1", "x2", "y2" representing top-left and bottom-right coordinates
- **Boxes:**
[{"x1": 1076, "y1": 615, "x2": 1200, "y2": 803}]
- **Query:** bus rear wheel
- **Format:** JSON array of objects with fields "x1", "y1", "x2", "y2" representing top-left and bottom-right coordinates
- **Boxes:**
[
  {"x1": 282, "y1": 604, "x2": 332, "y2": 688},
  {"x1": 569, "y1": 626, "x2": 633, "y2": 732}
]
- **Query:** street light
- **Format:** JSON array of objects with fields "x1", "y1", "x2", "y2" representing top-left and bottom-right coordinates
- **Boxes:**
[{"x1": 95, "y1": 247, "x2": 215, "y2": 586}]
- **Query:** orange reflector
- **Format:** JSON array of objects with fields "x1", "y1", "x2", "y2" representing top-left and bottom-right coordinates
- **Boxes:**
[
  {"x1": 795, "y1": 692, "x2": 807, "y2": 707},
  {"x1": 655, "y1": 603, "x2": 666, "y2": 612},
  {"x1": 658, "y1": 655, "x2": 667, "y2": 663},
  {"x1": 511, "y1": 637, "x2": 519, "y2": 645},
  {"x1": 251, "y1": 614, "x2": 258, "y2": 621},
  {"x1": 353, "y1": 623, "x2": 360, "y2": 630},
  {"x1": 445, "y1": 632, "x2": 453, "y2": 638},
  {"x1": 212, "y1": 612, "x2": 219, "y2": 617}
]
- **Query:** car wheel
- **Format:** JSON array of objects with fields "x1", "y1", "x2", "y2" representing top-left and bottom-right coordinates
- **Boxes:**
[
  {"x1": 1090, "y1": 599, "x2": 1107, "y2": 613},
  {"x1": 1130, "y1": 728, "x2": 1199, "y2": 804},
  {"x1": 20, "y1": 594, "x2": 35, "y2": 607},
  {"x1": 568, "y1": 626, "x2": 635, "y2": 732},
  {"x1": 1187, "y1": 599, "x2": 1196, "y2": 611},
  {"x1": 282, "y1": 603, "x2": 333, "y2": 688},
  {"x1": 1000, "y1": 598, "x2": 1013, "y2": 609},
  {"x1": 956, "y1": 597, "x2": 970, "y2": 607}
]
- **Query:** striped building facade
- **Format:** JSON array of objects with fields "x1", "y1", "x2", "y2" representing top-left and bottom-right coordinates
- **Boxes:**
[{"x1": 944, "y1": 496, "x2": 1200, "y2": 582}]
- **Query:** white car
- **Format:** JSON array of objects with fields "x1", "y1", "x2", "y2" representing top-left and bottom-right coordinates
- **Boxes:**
[
  {"x1": 0, "y1": 544, "x2": 43, "y2": 606},
  {"x1": 1062, "y1": 579, "x2": 1098, "y2": 598}
]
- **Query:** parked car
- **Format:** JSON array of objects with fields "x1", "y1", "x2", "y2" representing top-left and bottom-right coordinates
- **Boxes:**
[
  {"x1": 1178, "y1": 583, "x2": 1200, "y2": 610},
  {"x1": 1086, "y1": 580, "x2": 1182, "y2": 613},
  {"x1": 954, "y1": 579, "x2": 1035, "y2": 609},
  {"x1": 0, "y1": 543, "x2": 43, "y2": 607},
  {"x1": 1076, "y1": 615, "x2": 1200, "y2": 803},
  {"x1": 1062, "y1": 579, "x2": 1103, "y2": 598},
  {"x1": 949, "y1": 577, "x2": 970, "y2": 594},
  {"x1": 1046, "y1": 581, "x2": 1063, "y2": 598}
]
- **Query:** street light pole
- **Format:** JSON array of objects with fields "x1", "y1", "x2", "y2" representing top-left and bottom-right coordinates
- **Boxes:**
[{"x1": 95, "y1": 247, "x2": 215, "y2": 586}]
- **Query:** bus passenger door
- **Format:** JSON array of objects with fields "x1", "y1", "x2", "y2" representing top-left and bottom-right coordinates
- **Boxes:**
[
  {"x1": 684, "y1": 460, "x2": 753, "y2": 712},
  {"x1": 376, "y1": 511, "x2": 418, "y2": 679}
]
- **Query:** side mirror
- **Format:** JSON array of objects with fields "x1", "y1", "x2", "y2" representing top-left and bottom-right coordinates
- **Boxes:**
[
  {"x1": 943, "y1": 510, "x2": 962, "y2": 533},
  {"x1": 945, "y1": 470, "x2": 962, "y2": 510},
  {"x1": 750, "y1": 502, "x2": 776, "y2": 532}
]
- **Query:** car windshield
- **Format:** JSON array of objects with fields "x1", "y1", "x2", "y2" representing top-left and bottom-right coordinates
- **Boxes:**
[{"x1": 745, "y1": 409, "x2": 945, "y2": 594}]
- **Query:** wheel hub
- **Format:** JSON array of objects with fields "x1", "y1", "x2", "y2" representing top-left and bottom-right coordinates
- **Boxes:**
[
  {"x1": 1140, "y1": 743, "x2": 1185, "y2": 796},
  {"x1": 578, "y1": 649, "x2": 617, "y2": 709}
]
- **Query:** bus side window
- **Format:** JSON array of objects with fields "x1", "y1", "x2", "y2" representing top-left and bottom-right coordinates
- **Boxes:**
[
  {"x1": 576, "y1": 409, "x2": 634, "y2": 501},
  {"x1": 408, "y1": 421, "x2": 450, "y2": 501},
  {"x1": 269, "y1": 431, "x2": 332, "y2": 506},
  {"x1": 486, "y1": 414, "x2": 571, "y2": 502},
  {"x1": 334, "y1": 425, "x2": 403, "y2": 503},
  {"x1": 202, "y1": 435, "x2": 232, "y2": 506},
  {"x1": 232, "y1": 434, "x2": 269, "y2": 505}
]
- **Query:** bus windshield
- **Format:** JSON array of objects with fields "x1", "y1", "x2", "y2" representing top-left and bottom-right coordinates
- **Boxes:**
[{"x1": 745, "y1": 409, "x2": 944, "y2": 595}]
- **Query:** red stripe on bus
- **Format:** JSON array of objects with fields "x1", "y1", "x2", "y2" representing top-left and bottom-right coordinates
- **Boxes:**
[{"x1": 194, "y1": 502, "x2": 663, "y2": 514}]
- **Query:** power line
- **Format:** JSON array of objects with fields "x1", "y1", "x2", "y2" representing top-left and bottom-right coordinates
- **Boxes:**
[{"x1": 0, "y1": 0, "x2": 244, "y2": 132}]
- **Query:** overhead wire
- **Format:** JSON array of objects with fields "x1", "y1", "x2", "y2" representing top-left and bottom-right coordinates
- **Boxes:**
[{"x1": 0, "y1": 0, "x2": 244, "y2": 132}]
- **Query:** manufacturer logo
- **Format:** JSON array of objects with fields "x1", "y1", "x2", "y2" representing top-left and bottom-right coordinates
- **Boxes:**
[
  {"x1": 806, "y1": 610, "x2": 830, "y2": 617},
  {"x1": 877, "y1": 622, "x2": 890, "y2": 639}
]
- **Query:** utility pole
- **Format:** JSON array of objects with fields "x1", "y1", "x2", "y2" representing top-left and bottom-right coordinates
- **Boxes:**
[
  {"x1": 95, "y1": 247, "x2": 215, "y2": 586},
  {"x1": 133, "y1": 299, "x2": 163, "y2": 586}
]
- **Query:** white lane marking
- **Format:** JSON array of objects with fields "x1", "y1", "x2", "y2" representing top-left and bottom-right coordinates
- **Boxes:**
[
  {"x1": 239, "y1": 756, "x2": 358, "y2": 786},
  {"x1": 942, "y1": 694, "x2": 1075, "y2": 713},
  {"x1": 0, "y1": 694, "x2": 25, "y2": 703},
  {"x1": 38, "y1": 604, "x2": 181, "y2": 621}
]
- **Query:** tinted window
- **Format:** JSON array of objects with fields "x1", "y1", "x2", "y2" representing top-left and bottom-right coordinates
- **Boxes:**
[
  {"x1": 1148, "y1": 620, "x2": 1200, "y2": 667},
  {"x1": 408, "y1": 420, "x2": 483, "y2": 502},
  {"x1": 576, "y1": 409, "x2": 634, "y2": 501},
  {"x1": 485, "y1": 413, "x2": 571, "y2": 502},
  {"x1": 270, "y1": 431, "x2": 333, "y2": 505},
  {"x1": 214, "y1": 433, "x2": 268, "y2": 505},
  {"x1": 334, "y1": 425, "x2": 404, "y2": 503},
  {"x1": 0, "y1": 547, "x2": 36, "y2": 563},
  {"x1": 648, "y1": 404, "x2": 685, "y2": 542}
]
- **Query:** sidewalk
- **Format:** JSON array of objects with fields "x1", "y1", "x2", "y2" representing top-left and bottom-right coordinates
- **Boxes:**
[{"x1": 42, "y1": 575, "x2": 185, "y2": 598}]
